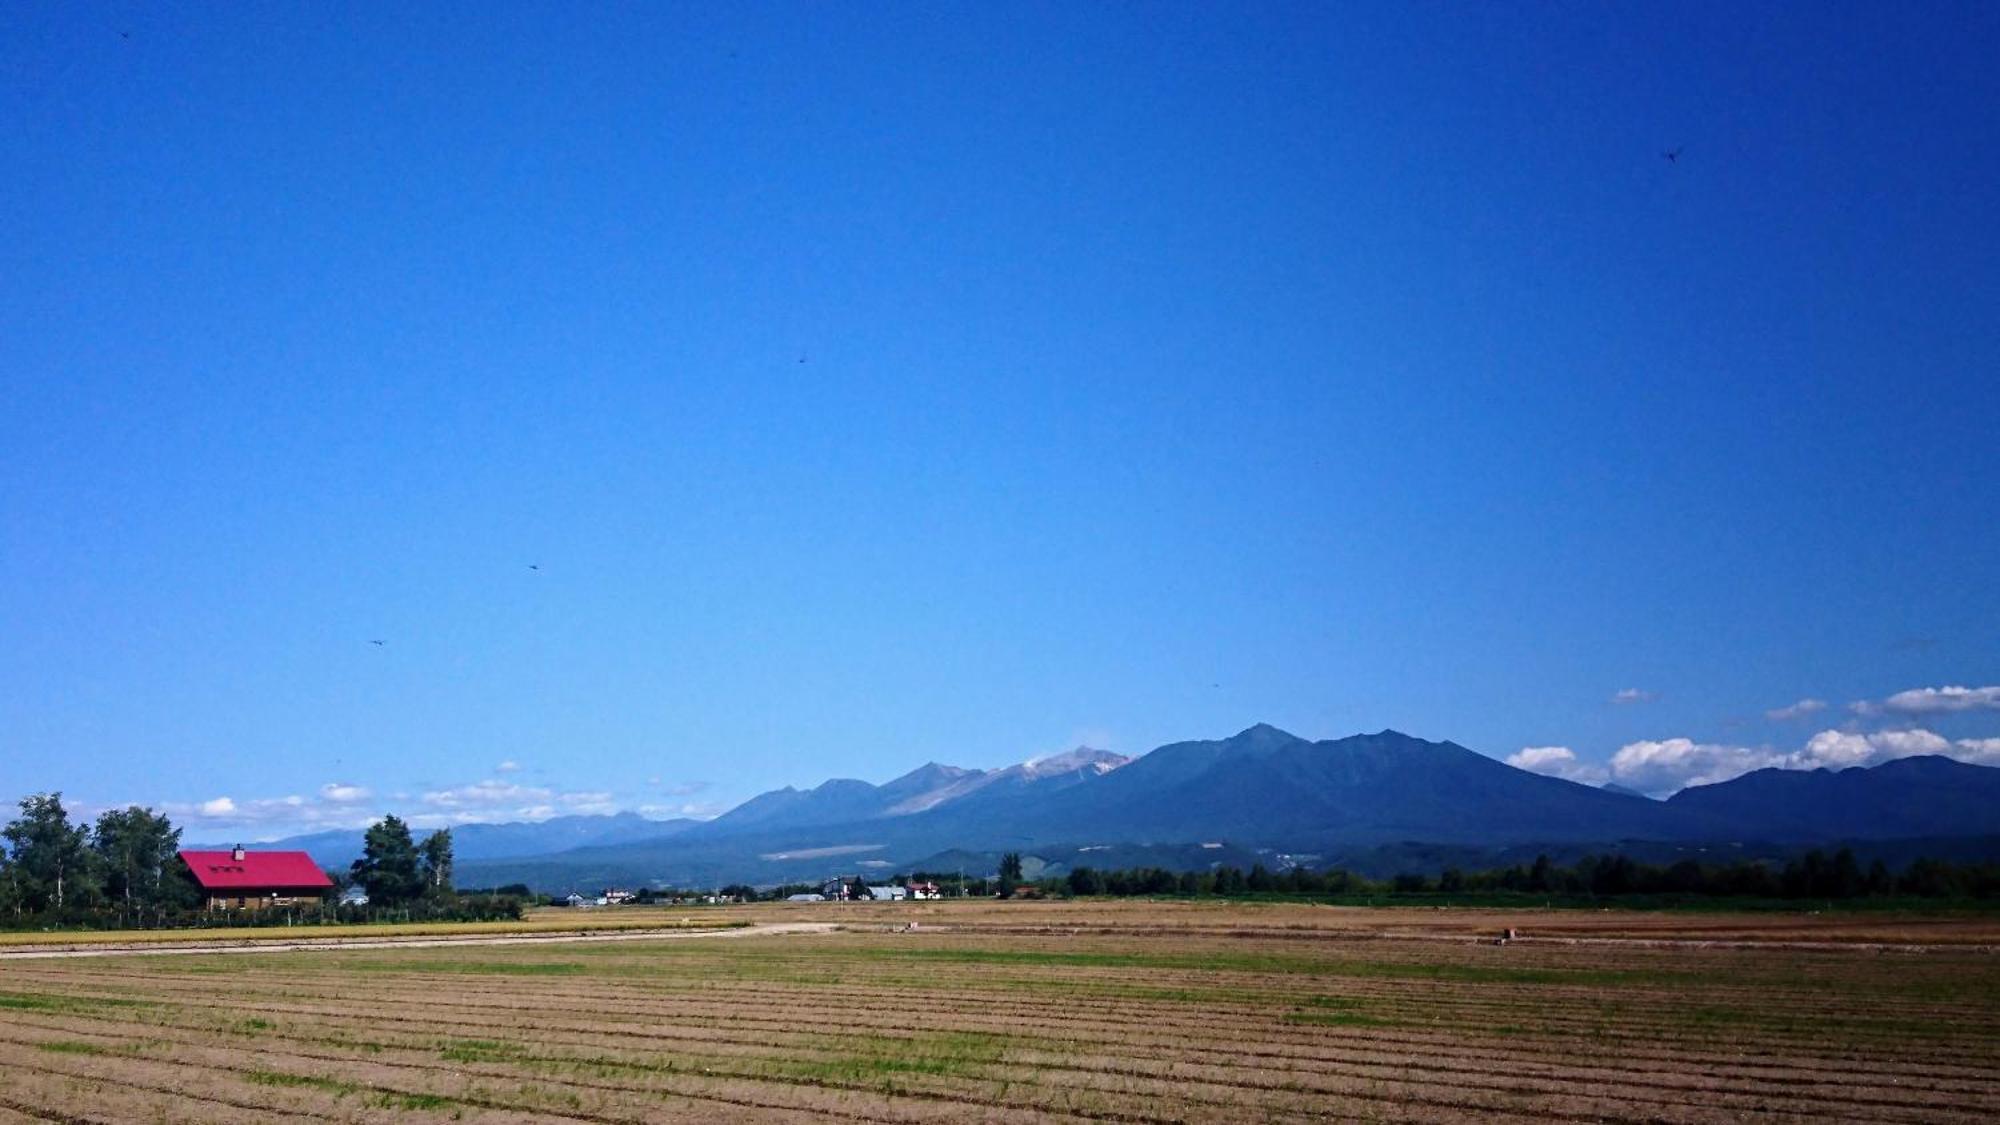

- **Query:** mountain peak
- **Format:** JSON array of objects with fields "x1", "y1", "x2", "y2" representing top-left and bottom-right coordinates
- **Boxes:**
[
  {"x1": 1021, "y1": 746, "x2": 1130, "y2": 779},
  {"x1": 1225, "y1": 723, "x2": 1308, "y2": 753},
  {"x1": 883, "y1": 761, "x2": 976, "y2": 789},
  {"x1": 1240, "y1": 722, "x2": 1291, "y2": 737}
]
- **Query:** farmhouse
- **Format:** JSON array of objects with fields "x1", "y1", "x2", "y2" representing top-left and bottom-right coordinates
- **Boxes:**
[{"x1": 179, "y1": 846, "x2": 334, "y2": 910}]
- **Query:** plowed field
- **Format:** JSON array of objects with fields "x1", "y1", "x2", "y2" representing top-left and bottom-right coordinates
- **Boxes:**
[{"x1": 1, "y1": 901, "x2": 1994, "y2": 1122}]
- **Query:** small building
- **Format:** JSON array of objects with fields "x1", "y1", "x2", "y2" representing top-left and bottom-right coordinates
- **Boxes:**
[
  {"x1": 865, "y1": 885, "x2": 907, "y2": 901},
  {"x1": 179, "y1": 846, "x2": 334, "y2": 910},
  {"x1": 338, "y1": 886, "x2": 369, "y2": 907},
  {"x1": 786, "y1": 893, "x2": 825, "y2": 902},
  {"x1": 906, "y1": 880, "x2": 942, "y2": 900},
  {"x1": 601, "y1": 888, "x2": 636, "y2": 905}
]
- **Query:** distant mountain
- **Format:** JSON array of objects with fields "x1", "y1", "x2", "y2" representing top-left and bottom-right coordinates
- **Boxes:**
[
  {"x1": 703, "y1": 748, "x2": 1130, "y2": 837},
  {"x1": 457, "y1": 726, "x2": 1736, "y2": 889},
  {"x1": 956, "y1": 726, "x2": 1713, "y2": 848},
  {"x1": 272, "y1": 728, "x2": 1998, "y2": 893},
  {"x1": 1601, "y1": 782, "x2": 1653, "y2": 800},
  {"x1": 1666, "y1": 755, "x2": 2000, "y2": 841},
  {"x1": 197, "y1": 811, "x2": 698, "y2": 871}
]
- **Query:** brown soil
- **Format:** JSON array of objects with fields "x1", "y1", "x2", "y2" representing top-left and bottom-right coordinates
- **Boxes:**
[{"x1": 0, "y1": 900, "x2": 1992, "y2": 1122}]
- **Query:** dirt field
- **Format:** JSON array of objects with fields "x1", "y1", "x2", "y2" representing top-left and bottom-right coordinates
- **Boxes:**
[{"x1": 0, "y1": 901, "x2": 1994, "y2": 1122}]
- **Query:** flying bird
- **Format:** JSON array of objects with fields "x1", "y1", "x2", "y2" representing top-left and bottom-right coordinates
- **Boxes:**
[
  {"x1": 528, "y1": 564, "x2": 540, "y2": 571},
  {"x1": 368, "y1": 639, "x2": 386, "y2": 646},
  {"x1": 1663, "y1": 146, "x2": 1684, "y2": 164}
]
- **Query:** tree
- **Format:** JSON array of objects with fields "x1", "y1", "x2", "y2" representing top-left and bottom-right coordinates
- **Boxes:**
[
  {"x1": 351, "y1": 816, "x2": 423, "y2": 906},
  {"x1": 997, "y1": 852, "x2": 1024, "y2": 899},
  {"x1": 0, "y1": 852, "x2": 17, "y2": 918},
  {"x1": 1067, "y1": 866, "x2": 1105, "y2": 897},
  {"x1": 1528, "y1": 853, "x2": 1554, "y2": 893},
  {"x1": 92, "y1": 806, "x2": 182, "y2": 918},
  {"x1": 3, "y1": 793, "x2": 96, "y2": 913},
  {"x1": 418, "y1": 828, "x2": 454, "y2": 895}
]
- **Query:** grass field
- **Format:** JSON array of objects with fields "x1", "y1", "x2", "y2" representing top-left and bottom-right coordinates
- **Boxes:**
[{"x1": 0, "y1": 900, "x2": 1994, "y2": 1122}]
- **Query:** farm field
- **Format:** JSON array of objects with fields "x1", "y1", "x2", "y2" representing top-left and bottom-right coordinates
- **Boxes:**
[
  {"x1": 0, "y1": 913, "x2": 749, "y2": 952},
  {"x1": 0, "y1": 901, "x2": 1994, "y2": 1122}
]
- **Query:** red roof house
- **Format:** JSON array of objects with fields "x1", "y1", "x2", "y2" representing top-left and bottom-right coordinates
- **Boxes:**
[{"x1": 179, "y1": 846, "x2": 334, "y2": 909}]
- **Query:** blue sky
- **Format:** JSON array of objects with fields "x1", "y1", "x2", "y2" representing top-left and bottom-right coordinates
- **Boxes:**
[{"x1": 3, "y1": 4, "x2": 1996, "y2": 836}]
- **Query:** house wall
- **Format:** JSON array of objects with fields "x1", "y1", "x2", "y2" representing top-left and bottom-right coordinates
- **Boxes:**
[{"x1": 204, "y1": 891, "x2": 327, "y2": 910}]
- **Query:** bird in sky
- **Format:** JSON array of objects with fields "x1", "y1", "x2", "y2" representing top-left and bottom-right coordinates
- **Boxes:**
[
  {"x1": 368, "y1": 639, "x2": 385, "y2": 646},
  {"x1": 1663, "y1": 146, "x2": 1684, "y2": 163},
  {"x1": 528, "y1": 564, "x2": 540, "y2": 571}
]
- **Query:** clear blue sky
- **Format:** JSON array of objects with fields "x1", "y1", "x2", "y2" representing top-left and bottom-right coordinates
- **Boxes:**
[{"x1": 4, "y1": 4, "x2": 1997, "y2": 834}]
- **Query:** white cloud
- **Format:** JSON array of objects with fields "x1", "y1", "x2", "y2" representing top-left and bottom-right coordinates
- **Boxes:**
[
  {"x1": 637, "y1": 801, "x2": 725, "y2": 820},
  {"x1": 1610, "y1": 688, "x2": 1657, "y2": 705},
  {"x1": 419, "y1": 780, "x2": 553, "y2": 812},
  {"x1": 557, "y1": 791, "x2": 617, "y2": 815},
  {"x1": 1852, "y1": 685, "x2": 2000, "y2": 718},
  {"x1": 167, "y1": 791, "x2": 375, "y2": 838},
  {"x1": 156, "y1": 765, "x2": 655, "y2": 838},
  {"x1": 495, "y1": 760, "x2": 522, "y2": 773},
  {"x1": 1765, "y1": 698, "x2": 1827, "y2": 721},
  {"x1": 1504, "y1": 746, "x2": 1608, "y2": 786},
  {"x1": 412, "y1": 778, "x2": 632, "y2": 826},
  {"x1": 1608, "y1": 739, "x2": 1783, "y2": 795},
  {"x1": 1610, "y1": 726, "x2": 2000, "y2": 795},
  {"x1": 1953, "y1": 738, "x2": 2000, "y2": 766},
  {"x1": 1881, "y1": 685, "x2": 2000, "y2": 715}
]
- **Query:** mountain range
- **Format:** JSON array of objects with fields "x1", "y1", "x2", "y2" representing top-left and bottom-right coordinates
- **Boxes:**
[{"x1": 212, "y1": 726, "x2": 2000, "y2": 890}]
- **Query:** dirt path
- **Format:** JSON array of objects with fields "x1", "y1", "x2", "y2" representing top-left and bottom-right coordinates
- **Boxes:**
[{"x1": 0, "y1": 921, "x2": 840, "y2": 960}]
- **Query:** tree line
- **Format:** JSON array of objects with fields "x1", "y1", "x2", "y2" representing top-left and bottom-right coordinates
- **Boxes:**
[
  {"x1": 1050, "y1": 849, "x2": 2000, "y2": 902},
  {"x1": 0, "y1": 793, "x2": 522, "y2": 930},
  {"x1": 1, "y1": 793, "x2": 194, "y2": 924}
]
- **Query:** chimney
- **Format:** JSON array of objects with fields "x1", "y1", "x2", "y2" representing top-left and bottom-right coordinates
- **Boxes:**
[{"x1": 232, "y1": 844, "x2": 245, "y2": 862}]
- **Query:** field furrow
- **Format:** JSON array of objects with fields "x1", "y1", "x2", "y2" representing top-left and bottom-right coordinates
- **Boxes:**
[{"x1": 1, "y1": 902, "x2": 1993, "y2": 1122}]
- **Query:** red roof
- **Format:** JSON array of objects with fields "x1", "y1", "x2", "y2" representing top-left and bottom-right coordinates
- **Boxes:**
[{"x1": 178, "y1": 850, "x2": 334, "y2": 891}]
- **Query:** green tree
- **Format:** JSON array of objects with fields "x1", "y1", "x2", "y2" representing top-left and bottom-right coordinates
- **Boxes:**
[
  {"x1": 997, "y1": 852, "x2": 1024, "y2": 899},
  {"x1": 1864, "y1": 858, "x2": 1894, "y2": 896},
  {"x1": 1067, "y1": 866, "x2": 1105, "y2": 897},
  {"x1": 351, "y1": 816, "x2": 424, "y2": 906},
  {"x1": 1528, "y1": 853, "x2": 1554, "y2": 893},
  {"x1": 418, "y1": 828, "x2": 454, "y2": 895},
  {"x1": 3, "y1": 793, "x2": 96, "y2": 912},
  {"x1": 92, "y1": 806, "x2": 182, "y2": 918},
  {"x1": 0, "y1": 853, "x2": 17, "y2": 918}
]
